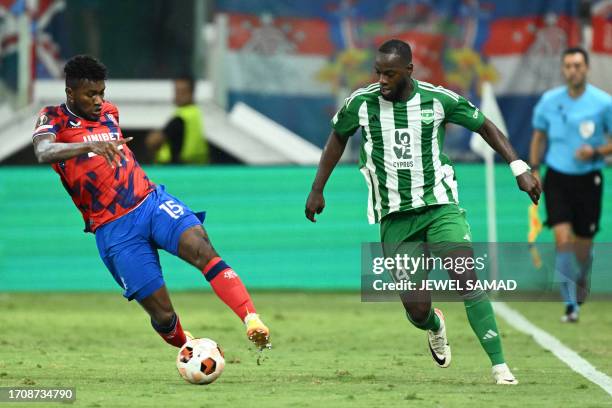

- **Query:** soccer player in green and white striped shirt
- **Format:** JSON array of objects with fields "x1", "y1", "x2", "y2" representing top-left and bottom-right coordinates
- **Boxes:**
[{"x1": 305, "y1": 39, "x2": 541, "y2": 385}]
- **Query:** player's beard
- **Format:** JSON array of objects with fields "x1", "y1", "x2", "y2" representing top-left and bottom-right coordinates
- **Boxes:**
[
  {"x1": 69, "y1": 102, "x2": 99, "y2": 122},
  {"x1": 382, "y1": 77, "x2": 408, "y2": 102},
  {"x1": 82, "y1": 112, "x2": 100, "y2": 121},
  {"x1": 79, "y1": 108, "x2": 100, "y2": 122}
]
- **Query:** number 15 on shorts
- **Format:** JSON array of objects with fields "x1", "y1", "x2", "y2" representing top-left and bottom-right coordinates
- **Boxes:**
[{"x1": 159, "y1": 200, "x2": 185, "y2": 219}]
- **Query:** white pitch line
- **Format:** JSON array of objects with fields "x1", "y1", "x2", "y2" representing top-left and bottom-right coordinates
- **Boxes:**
[{"x1": 495, "y1": 302, "x2": 612, "y2": 397}]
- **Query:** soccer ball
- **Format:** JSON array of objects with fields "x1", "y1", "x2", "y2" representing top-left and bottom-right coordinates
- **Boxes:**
[{"x1": 176, "y1": 338, "x2": 225, "y2": 385}]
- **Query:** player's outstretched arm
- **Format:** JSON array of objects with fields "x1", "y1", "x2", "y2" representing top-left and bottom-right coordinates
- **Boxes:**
[
  {"x1": 33, "y1": 135, "x2": 133, "y2": 168},
  {"x1": 305, "y1": 130, "x2": 348, "y2": 222},
  {"x1": 476, "y1": 118, "x2": 542, "y2": 204}
]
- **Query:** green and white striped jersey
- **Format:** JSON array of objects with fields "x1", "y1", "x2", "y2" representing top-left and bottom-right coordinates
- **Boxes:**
[{"x1": 332, "y1": 79, "x2": 485, "y2": 224}]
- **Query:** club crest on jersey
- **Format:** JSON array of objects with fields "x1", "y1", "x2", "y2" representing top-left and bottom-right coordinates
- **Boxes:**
[
  {"x1": 106, "y1": 113, "x2": 118, "y2": 126},
  {"x1": 69, "y1": 120, "x2": 81, "y2": 128},
  {"x1": 420, "y1": 109, "x2": 434, "y2": 125}
]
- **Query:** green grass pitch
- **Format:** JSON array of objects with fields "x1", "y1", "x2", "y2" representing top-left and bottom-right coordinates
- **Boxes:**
[{"x1": 0, "y1": 292, "x2": 611, "y2": 407}]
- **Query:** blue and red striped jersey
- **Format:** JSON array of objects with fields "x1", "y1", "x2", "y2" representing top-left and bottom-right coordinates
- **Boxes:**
[{"x1": 33, "y1": 101, "x2": 155, "y2": 232}]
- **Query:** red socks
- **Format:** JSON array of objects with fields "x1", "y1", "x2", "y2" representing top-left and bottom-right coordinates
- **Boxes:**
[
  {"x1": 152, "y1": 313, "x2": 187, "y2": 348},
  {"x1": 201, "y1": 257, "x2": 255, "y2": 321},
  {"x1": 151, "y1": 257, "x2": 255, "y2": 348}
]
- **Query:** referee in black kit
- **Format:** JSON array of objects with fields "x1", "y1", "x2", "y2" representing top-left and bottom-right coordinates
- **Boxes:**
[{"x1": 529, "y1": 47, "x2": 612, "y2": 322}]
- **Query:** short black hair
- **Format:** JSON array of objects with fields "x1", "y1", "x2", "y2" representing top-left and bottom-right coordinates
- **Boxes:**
[
  {"x1": 176, "y1": 75, "x2": 196, "y2": 94},
  {"x1": 64, "y1": 55, "x2": 107, "y2": 88},
  {"x1": 378, "y1": 39, "x2": 413, "y2": 64},
  {"x1": 562, "y1": 46, "x2": 589, "y2": 66}
]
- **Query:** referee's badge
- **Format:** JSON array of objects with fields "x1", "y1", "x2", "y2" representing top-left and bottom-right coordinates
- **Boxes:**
[
  {"x1": 579, "y1": 120, "x2": 595, "y2": 139},
  {"x1": 106, "y1": 113, "x2": 118, "y2": 126}
]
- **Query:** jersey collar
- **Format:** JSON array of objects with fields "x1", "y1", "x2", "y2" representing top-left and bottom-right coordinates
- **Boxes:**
[
  {"x1": 406, "y1": 78, "x2": 418, "y2": 101},
  {"x1": 62, "y1": 103, "x2": 99, "y2": 123}
]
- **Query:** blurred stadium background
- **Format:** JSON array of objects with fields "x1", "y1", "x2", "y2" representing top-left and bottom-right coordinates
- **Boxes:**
[{"x1": 1, "y1": 0, "x2": 611, "y2": 291}]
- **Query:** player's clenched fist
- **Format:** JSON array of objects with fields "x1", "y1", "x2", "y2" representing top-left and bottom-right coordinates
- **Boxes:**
[
  {"x1": 305, "y1": 189, "x2": 325, "y2": 222},
  {"x1": 89, "y1": 137, "x2": 133, "y2": 168},
  {"x1": 516, "y1": 172, "x2": 541, "y2": 204}
]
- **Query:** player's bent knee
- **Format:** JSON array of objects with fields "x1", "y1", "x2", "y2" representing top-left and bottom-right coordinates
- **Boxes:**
[
  {"x1": 178, "y1": 226, "x2": 218, "y2": 270},
  {"x1": 150, "y1": 309, "x2": 175, "y2": 327},
  {"x1": 138, "y1": 286, "x2": 175, "y2": 324}
]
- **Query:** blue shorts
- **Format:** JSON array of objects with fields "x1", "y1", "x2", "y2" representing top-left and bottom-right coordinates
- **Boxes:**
[{"x1": 95, "y1": 185, "x2": 204, "y2": 302}]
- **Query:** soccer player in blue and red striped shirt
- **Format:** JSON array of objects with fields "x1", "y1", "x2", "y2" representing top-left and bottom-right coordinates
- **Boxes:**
[{"x1": 32, "y1": 55, "x2": 270, "y2": 350}]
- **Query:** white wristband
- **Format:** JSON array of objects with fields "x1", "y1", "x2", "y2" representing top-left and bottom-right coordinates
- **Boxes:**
[{"x1": 510, "y1": 160, "x2": 530, "y2": 177}]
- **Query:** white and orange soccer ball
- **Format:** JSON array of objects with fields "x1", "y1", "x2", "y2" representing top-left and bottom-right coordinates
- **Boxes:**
[{"x1": 176, "y1": 338, "x2": 225, "y2": 385}]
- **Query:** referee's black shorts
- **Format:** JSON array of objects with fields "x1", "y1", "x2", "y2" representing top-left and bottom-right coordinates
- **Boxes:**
[{"x1": 543, "y1": 166, "x2": 603, "y2": 238}]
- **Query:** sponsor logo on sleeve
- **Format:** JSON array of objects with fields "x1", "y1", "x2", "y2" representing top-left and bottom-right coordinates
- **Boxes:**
[{"x1": 35, "y1": 114, "x2": 48, "y2": 128}]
